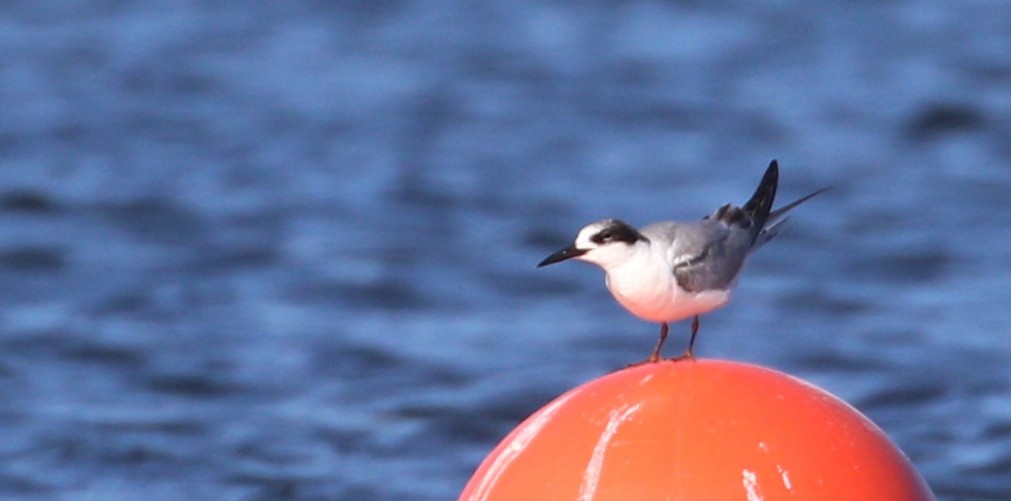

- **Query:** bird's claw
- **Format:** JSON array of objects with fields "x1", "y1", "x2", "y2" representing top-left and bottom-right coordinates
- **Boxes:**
[
  {"x1": 623, "y1": 351, "x2": 694, "y2": 369},
  {"x1": 665, "y1": 351, "x2": 695, "y2": 362}
]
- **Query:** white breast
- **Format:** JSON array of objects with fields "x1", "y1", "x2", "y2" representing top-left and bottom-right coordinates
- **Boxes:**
[{"x1": 602, "y1": 247, "x2": 731, "y2": 323}]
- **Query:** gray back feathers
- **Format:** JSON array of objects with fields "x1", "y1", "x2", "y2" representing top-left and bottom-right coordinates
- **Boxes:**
[{"x1": 648, "y1": 160, "x2": 826, "y2": 293}]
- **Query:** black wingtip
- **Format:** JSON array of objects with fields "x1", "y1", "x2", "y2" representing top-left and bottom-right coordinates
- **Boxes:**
[
  {"x1": 764, "y1": 159, "x2": 779, "y2": 188},
  {"x1": 742, "y1": 159, "x2": 779, "y2": 222}
]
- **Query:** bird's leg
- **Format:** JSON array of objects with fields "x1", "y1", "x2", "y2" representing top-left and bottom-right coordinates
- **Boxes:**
[
  {"x1": 688, "y1": 315, "x2": 699, "y2": 357},
  {"x1": 671, "y1": 315, "x2": 700, "y2": 361},
  {"x1": 623, "y1": 323, "x2": 669, "y2": 368},
  {"x1": 647, "y1": 322, "x2": 669, "y2": 363}
]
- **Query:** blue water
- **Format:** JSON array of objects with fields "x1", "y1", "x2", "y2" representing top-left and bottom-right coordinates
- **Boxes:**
[{"x1": 1, "y1": 1, "x2": 1009, "y2": 499}]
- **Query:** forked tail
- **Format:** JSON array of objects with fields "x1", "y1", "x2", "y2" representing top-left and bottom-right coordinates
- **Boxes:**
[{"x1": 753, "y1": 166, "x2": 830, "y2": 249}]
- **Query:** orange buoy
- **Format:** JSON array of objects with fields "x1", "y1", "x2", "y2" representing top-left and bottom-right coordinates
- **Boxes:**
[{"x1": 461, "y1": 359, "x2": 933, "y2": 500}]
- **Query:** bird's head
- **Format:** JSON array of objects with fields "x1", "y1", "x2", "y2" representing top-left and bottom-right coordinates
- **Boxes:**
[{"x1": 537, "y1": 219, "x2": 648, "y2": 269}]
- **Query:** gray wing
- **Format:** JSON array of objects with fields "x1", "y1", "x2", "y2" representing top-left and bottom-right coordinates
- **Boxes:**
[{"x1": 643, "y1": 220, "x2": 753, "y2": 293}]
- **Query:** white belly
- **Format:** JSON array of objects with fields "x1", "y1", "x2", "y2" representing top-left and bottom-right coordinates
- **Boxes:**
[{"x1": 604, "y1": 269, "x2": 731, "y2": 323}]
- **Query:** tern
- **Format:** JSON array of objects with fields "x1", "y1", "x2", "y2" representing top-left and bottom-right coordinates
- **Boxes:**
[{"x1": 537, "y1": 160, "x2": 827, "y2": 363}]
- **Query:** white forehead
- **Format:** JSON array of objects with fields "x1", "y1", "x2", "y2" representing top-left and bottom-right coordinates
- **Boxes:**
[{"x1": 574, "y1": 220, "x2": 612, "y2": 248}]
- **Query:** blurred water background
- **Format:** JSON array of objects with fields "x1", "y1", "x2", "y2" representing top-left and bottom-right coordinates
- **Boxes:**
[{"x1": 1, "y1": 1, "x2": 1009, "y2": 499}]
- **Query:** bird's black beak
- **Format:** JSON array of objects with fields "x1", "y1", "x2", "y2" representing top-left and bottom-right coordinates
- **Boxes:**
[{"x1": 537, "y1": 245, "x2": 588, "y2": 267}]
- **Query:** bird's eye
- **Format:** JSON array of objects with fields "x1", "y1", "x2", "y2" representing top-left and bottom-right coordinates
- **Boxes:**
[{"x1": 592, "y1": 230, "x2": 613, "y2": 244}]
